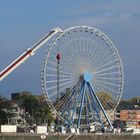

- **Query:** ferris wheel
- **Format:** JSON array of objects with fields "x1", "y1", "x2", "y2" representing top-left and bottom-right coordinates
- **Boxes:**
[{"x1": 41, "y1": 26, "x2": 124, "y2": 129}]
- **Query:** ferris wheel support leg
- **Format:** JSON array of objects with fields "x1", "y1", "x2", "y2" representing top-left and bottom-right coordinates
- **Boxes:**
[
  {"x1": 60, "y1": 87, "x2": 77, "y2": 117},
  {"x1": 77, "y1": 81, "x2": 86, "y2": 128},
  {"x1": 65, "y1": 87, "x2": 79, "y2": 126},
  {"x1": 84, "y1": 95, "x2": 90, "y2": 126},
  {"x1": 69, "y1": 83, "x2": 84, "y2": 127},
  {"x1": 87, "y1": 82, "x2": 113, "y2": 130},
  {"x1": 87, "y1": 82, "x2": 104, "y2": 128},
  {"x1": 66, "y1": 93, "x2": 76, "y2": 125},
  {"x1": 85, "y1": 91, "x2": 96, "y2": 124}
]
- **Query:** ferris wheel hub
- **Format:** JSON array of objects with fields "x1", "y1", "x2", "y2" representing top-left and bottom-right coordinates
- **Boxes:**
[{"x1": 84, "y1": 72, "x2": 93, "y2": 82}]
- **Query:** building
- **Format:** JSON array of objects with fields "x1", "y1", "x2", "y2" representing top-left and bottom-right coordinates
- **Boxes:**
[
  {"x1": 113, "y1": 99, "x2": 140, "y2": 129},
  {"x1": 11, "y1": 91, "x2": 32, "y2": 100},
  {"x1": 120, "y1": 110, "x2": 140, "y2": 128}
]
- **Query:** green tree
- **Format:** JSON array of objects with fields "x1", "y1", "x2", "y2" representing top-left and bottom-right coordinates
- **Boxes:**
[
  {"x1": 0, "y1": 96, "x2": 13, "y2": 125},
  {"x1": 18, "y1": 94, "x2": 54, "y2": 125},
  {"x1": 19, "y1": 94, "x2": 39, "y2": 117}
]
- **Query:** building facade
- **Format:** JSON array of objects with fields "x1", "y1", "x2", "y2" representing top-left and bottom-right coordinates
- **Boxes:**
[{"x1": 120, "y1": 110, "x2": 140, "y2": 128}]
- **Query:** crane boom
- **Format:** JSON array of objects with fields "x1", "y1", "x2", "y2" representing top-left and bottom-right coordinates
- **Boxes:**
[{"x1": 0, "y1": 27, "x2": 62, "y2": 81}]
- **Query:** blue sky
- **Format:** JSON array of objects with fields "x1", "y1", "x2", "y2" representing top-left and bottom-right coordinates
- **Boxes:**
[{"x1": 0, "y1": 0, "x2": 140, "y2": 99}]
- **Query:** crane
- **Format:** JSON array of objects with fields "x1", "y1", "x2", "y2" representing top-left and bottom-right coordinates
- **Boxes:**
[{"x1": 0, "y1": 27, "x2": 62, "y2": 81}]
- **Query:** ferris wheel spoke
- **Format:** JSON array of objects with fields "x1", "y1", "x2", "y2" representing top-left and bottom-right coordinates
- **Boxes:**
[
  {"x1": 93, "y1": 87, "x2": 111, "y2": 110},
  {"x1": 47, "y1": 60, "x2": 57, "y2": 67},
  {"x1": 94, "y1": 56, "x2": 117, "y2": 73},
  {"x1": 46, "y1": 77, "x2": 77, "y2": 83},
  {"x1": 48, "y1": 79, "x2": 79, "y2": 99},
  {"x1": 79, "y1": 38, "x2": 95, "y2": 68},
  {"x1": 65, "y1": 57, "x2": 80, "y2": 73},
  {"x1": 94, "y1": 65, "x2": 119, "y2": 75},
  {"x1": 77, "y1": 81, "x2": 86, "y2": 127},
  {"x1": 88, "y1": 40, "x2": 100, "y2": 67},
  {"x1": 46, "y1": 67, "x2": 76, "y2": 76},
  {"x1": 61, "y1": 57, "x2": 81, "y2": 75},
  {"x1": 96, "y1": 79, "x2": 120, "y2": 88},
  {"x1": 87, "y1": 83, "x2": 103, "y2": 125},
  {"x1": 56, "y1": 82, "x2": 81, "y2": 112},
  {"x1": 86, "y1": 40, "x2": 97, "y2": 66},
  {"x1": 92, "y1": 35, "x2": 105, "y2": 56},
  {"x1": 95, "y1": 76, "x2": 121, "y2": 81},
  {"x1": 93, "y1": 83, "x2": 114, "y2": 97},
  {"x1": 50, "y1": 84, "x2": 79, "y2": 101},
  {"x1": 83, "y1": 40, "x2": 92, "y2": 65},
  {"x1": 91, "y1": 41, "x2": 106, "y2": 67},
  {"x1": 46, "y1": 74, "x2": 76, "y2": 78},
  {"x1": 94, "y1": 81, "x2": 119, "y2": 96},
  {"x1": 46, "y1": 57, "x2": 80, "y2": 76},
  {"x1": 69, "y1": 83, "x2": 85, "y2": 127},
  {"x1": 89, "y1": 44, "x2": 101, "y2": 68},
  {"x1": 78, "y1": 38, "x2": 83, "y2": 65},
  {"x1": 64, "y1": 84, "x2": 82, "y2": 123},
  {"x1": 62, "y1": 39, "x2": 82, "y2": 71},
  {"x1": 96, "y1": 94, "x2": 112, "y2": 110},
  {"x1": 47, "y1": 79, "x2": 78, "y2": 91},
  {"x1": 85, "y1": 90, "x2": 97, "y2": 122},
  {"x1": 93, "y1": 85, "x2": 114, "y2": 110},
  {"x1": 84, "y1": 40, "x2": 92, "y2": 66},
  {"x1": 100, "y1": 96, "x2": 113, "y2": 110},
  {"x1": 92, "y1": 53, "x2": 115, "y2": 74},
  {"x1": 78, "y1": 41, "x2": 91, "y2": 67},
  {"x1": 56, "y1": 86, "x2": 77, "y2": 111},
  {"x1": 61, "y1": 53, "x2": 82, "y2": 75},
  {"x1": 84, "y1": 95, "x2": 90, "y2": 125},
  {"x1": 93, "y1": 50, "x2": 116, "y2": 70},
  {"x1": 93, "y1": 46, "x2": 113, "y2": 69},
  {"x1": 70, "y1": 47, "x2": 81, "y2": 68},
  {"x1": 94, "y1": 71, "x2": 120, "y2": 77},
  {"x1": 88, "y1": 82, "x2": 113, "y2": 128}
]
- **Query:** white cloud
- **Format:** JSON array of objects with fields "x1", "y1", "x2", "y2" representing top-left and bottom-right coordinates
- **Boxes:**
[
  {"x1": 59, "y1": 12, "x2": 133, "y2": 27},
  {"x1": 57, "y1": 0, "x2": 138, "y2": 26}
]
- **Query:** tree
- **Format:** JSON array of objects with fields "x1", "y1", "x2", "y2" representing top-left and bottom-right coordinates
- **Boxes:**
[
  {"x1": 0, "y1": 96, "x2": 13, "y2": 125},
  {"x1": 18, "y1": 93, "x2": 54, "y2": 125},
  {"x1": 19, "y1": 94, "x2": 39, "y2": 116}
]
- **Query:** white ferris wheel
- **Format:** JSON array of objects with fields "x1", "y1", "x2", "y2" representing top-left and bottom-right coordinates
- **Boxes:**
[{"x1": 41, "y1": 26, "x2": 124, "y2": 129}]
